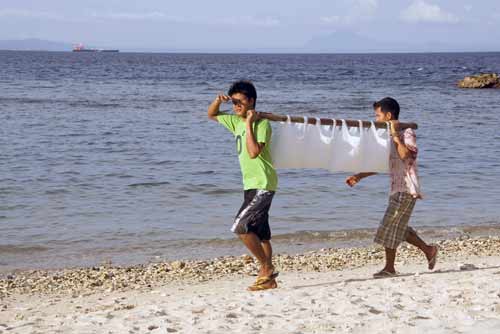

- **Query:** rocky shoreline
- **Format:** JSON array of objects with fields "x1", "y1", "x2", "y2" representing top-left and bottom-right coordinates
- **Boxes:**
[
  {"x1": 458, "y1": 73, "x2": 500, "y2": 88},
  {"x1": 1, "y1": 236, "x2": 499, "y2": 298}
]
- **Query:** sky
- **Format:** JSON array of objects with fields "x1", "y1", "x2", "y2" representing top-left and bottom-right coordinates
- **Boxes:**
[{"x1": 0, "y1": 0, "x2": 499, "y2": 52}]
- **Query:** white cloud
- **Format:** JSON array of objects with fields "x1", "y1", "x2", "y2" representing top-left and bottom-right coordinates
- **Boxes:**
[
  {"x1": 218, "y1": 16, "x2": 280, "y2": 27},
  {"x1": 89, "y1": 12, "x2": 186, "y2": 23},
  {"x1": 89, "y1": 12, "x2": 280, "y2": 27},
  {"x1": 0, "y1": 9, "x2": 64, "y2": 20},
  {"x1": 355, "y1": 0, "x2": 379, "y2": 16},
  {"x1": 0, "y1": 8, "x2": 279, "y2": 27},
  {"x1": 0, "y1": 9, "x2": 186, "y2": 23},
  {"x1": 0, "y1": 8, "x2": 188, "y2": 23},
  {"x1": 320, "y1": 15, "x2": 353, "y2": 26},
  {"x1": 321, "y1": 0, "x2": 378, "y2": 26},
  {"x1": 401, "y1": 1, "x2": 460, "y2": 23}
]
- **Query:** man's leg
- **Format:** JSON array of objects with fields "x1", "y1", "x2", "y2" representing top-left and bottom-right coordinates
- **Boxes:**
[
  {"x1": 383, "y1": 247, "x2": 397, "y2": 274},
  {"x1": 261, "y1": 240, "x2": 272, "y2": 263},
  {"x1": 406, "y1": 228, "x2": 438, "y2": 269},
  {"x1": 239, "y1": 233, "x2": 274, "y2": 278},
  {"x1": 261, "y1": 240, "x2": 274, "y2": 276}
]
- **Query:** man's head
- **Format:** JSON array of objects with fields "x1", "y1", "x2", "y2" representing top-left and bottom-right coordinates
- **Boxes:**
[
  {"x1": 373, "y1": 97, "x2": 400, "y2": 122},
  {"x1": 228, "y1": 80, "x2": 257, "y2": 117}
]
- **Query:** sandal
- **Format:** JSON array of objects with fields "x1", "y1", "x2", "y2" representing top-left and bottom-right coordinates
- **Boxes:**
[
  {"x1": 373, "y1": 270, "x2": 398, "y2": 279},
  {"x1": 248, "y1": 279, "x2": 277, "y2": 291},
  {"x1": 254, "y1": 271, "x2": 279, "y2": 285}
]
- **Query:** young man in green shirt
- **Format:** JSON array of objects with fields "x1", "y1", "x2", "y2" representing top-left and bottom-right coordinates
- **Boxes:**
[{"x1": 208, "y1": 80, "x2": 278, "y2": 291}]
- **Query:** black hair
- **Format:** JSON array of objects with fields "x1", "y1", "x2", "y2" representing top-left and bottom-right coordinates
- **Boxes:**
[
  {"x1": 228, "y1": 80, "x2": 257, "y2": 107},
  {"x1": 373, "y1": 97, "x2": 400, "y2": 120}
]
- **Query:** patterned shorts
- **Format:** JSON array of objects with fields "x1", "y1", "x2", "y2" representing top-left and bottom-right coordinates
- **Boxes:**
[
  {"x1": 231, "y1": 189, "x2": 275, "y2": 241},
  {"x1": 374, "y1": 192, "x2": 417, "y2": 249}
]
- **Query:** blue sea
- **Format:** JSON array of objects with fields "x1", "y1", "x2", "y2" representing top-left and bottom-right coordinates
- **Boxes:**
[{"x1": 1, "y1": 51, "x2": 500, "y2": 272}]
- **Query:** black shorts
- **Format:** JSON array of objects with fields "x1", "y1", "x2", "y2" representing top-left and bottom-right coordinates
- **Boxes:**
[{"x1": 231, "y1": 189, "x2": 275, "y2": 241}]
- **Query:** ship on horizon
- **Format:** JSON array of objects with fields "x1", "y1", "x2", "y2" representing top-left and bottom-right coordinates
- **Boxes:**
[{"x1": 72, "y1": 43, "x2": 119, "y2": 53}]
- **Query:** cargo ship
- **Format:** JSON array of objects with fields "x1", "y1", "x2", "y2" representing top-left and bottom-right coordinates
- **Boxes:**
[{"x1": 72, "y1": 43, "x2": 119, "y2": 52}]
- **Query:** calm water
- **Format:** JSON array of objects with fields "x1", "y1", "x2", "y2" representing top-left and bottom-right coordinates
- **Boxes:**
[{"x1": 1, "y1": 51, "x2": 500, "y2": 272}]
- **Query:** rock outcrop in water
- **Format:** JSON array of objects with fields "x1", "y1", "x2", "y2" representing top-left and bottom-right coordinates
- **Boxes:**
[{"x1": 458, "y1": 73, "x2": 500, "y2": 88}]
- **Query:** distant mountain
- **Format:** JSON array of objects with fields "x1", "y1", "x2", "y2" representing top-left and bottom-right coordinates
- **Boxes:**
[
  {"x1": 304, "y1": 31, "x2": 416, "y2": 53},
  {"x1": 0, "y1": 38, "x2": 72, "y2": 51},
  {"x1": 1, "y1": 36, "x2": 497, "y2": 54}
]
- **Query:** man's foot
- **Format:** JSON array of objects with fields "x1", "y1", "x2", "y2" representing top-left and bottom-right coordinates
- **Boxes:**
[
  {"x1": 258, "y1": 264, "x2": 277, "y2": 280},
  {"x1": 373, "y1": 269, "x2": 397, "y2": 279},
  {"x1": 427, "y1": 245, "x2": 439, "y2": 270},
  {"x1": 248, "y1": 278, "x2": 278, "y2": 291},
  {"x1": 254, "y1": 272, "x2": 279, "y2": 285}
]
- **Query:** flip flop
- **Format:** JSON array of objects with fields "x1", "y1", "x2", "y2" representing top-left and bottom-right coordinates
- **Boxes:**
[
  {"x1": 428, "y1": 245, "x2": 439, "y2": 270},
  {"x1": 373, "y1": 270, "x2": 398, "y2": 279},
  {"x1": 254, "y1": 272, "x2": 279, "y2": 285},
  {"x1": 248, "y1": 279, "x2": 277, "y2": 291}
]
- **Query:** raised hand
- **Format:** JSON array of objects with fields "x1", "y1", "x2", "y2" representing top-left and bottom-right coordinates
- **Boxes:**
[
  {"x1": 388, "y1": 120, "x2": 400, "y2": 136},
  {"x1": 246, "y1": 109, "x2": 260, "y2": 123},
  {"x1": 346, "y1": 175, "x2": 360, "y2": 187},
  {"x1": 215, "y1": 94, "x2": 231, "y2": 104}
]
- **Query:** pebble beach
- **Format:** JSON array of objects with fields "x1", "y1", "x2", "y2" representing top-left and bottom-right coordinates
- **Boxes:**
[{"x1": 1, "y1": 236, "x2": 500, "y2": 333}]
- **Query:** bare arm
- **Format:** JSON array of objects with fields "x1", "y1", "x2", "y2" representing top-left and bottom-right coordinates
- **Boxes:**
[
  {"x1": 246, "y1": 110, "x2": 265, "y2": 159},
  {"x1": 207, "y1": 94, "x2": 230, "y2": 121},
  {"x1": 389, "y1": 120, "x2": 411, "y2": 160},
  {"x1": 346, "y1": 172, "x2": 377, "y2": 187}
]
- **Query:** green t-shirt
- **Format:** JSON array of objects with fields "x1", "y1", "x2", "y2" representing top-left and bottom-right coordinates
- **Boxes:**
[{"x1": 217, "y1": 113, "x2": 278, "y2": 191}]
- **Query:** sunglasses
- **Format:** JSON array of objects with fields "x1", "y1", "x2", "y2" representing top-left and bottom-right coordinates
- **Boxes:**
[{"x1": 231, "y1": 98, "x2": 247, "y2": 106}]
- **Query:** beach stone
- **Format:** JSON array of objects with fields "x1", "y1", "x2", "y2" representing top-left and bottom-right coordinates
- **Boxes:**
[
  {"x1": 368, "y1": 307, "x2": 383, "y2": 315},
  {"x1": 147, "y1": 325, "x2": 158, "y2": 331},
  {"x1": 458, "y1": 73, "x2": 500, "y2": 88},
  {"x1": 170, "y1": 261, "x2": 185, "y2": 270},
  {"x1": 459, "y1": 264, "x2": 478, "y2": 271},
  {"x1": 1, "y1": 236, "x2": 500, "y2": 298},
  {"x1": 191, "y1": 307, "x2": 205, "y2": 314},
  {"x1": 241, "y1": 255, "x2": 254, "y2": 264}
]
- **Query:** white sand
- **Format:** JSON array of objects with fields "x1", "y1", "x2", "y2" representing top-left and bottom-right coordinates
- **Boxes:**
[{"x1": 2, "y1": 256, "x2": 500, "y2": 334}]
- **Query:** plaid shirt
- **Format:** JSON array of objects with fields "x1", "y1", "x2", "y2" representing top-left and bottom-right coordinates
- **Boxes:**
[{"x1": 389, "y1": 128, "x2": 422, "y2": 199}]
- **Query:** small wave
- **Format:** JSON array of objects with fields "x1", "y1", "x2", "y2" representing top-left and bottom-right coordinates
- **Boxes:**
[
  {"x1": 59, "y1": 133, "x2": 88, "y2": 137},
  {"x1": 0, "y1": 97, "x2": 51, "y2": 104},
  {"x1": 68, "y1": 101, "x2": 122, "y2": 108},
  {"x1": 272, "y1": 229, "x2": 375, "y2": 243},
  {"x1": 178, "y1": 184, "x2": 219, "y2": 193},
  {"x1": 0, "y1": 245, "x2": 50, "y2": 254},
  {"x1": 128, "y1": 181, "x2": 170, "y2": 188},
  {"x1": 154, "y1": 160, "x2": 179, "y2": 166},
  {"x1": 202, "y1": 188, "x2": 239, "y2": 195},
  {"x1": 0, "y1": 97, "x2": 122, "y2": 109},
  {"x1": 45, "y1": 189, "x2": 70, "y2": 195},
  {"x1": 193, "y1": 170, "x2": 215, "y2": 175},
  {"x1": 105, "y1": 172, "x2": 133, "y2": 178},
  {"x1": 0, "y1": 204, "x2": 29, "y2": 210},
  {"x1": 60, "y1": 171, "x2": 80, "y2": 175}
]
